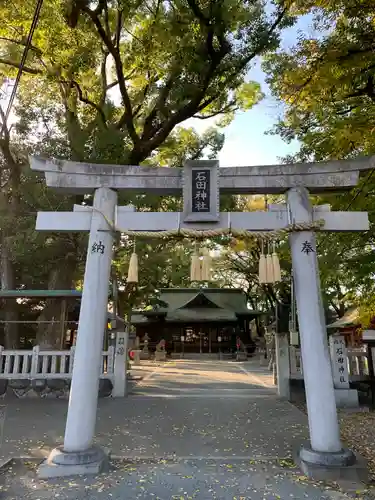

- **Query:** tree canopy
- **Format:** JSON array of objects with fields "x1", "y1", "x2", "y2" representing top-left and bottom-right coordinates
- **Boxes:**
[
  {"x1": 0, "y1": 0, "x2": 298, "y2": 347},
  {"x1": 263, "y1": 1, "x2": 375, "y2": 324},
  {"x1": 0, "y1": 0, "x2": 293, "y2": 163}
]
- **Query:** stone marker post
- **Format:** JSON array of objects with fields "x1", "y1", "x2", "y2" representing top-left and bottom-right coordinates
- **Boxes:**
[
  {"x1": 39, "y1": 187, "x2": 117, "y2": 478},
  {"x1": 275, "y1": 333, "x2": 290, "y2": 400},
  {"x1": 112, "y1": 331, "x2": 129, "y2": 397},
  {"x1": 329, "y1": 335, "x2": 359, "y2": 407},
  {"x1": 329, "y1": 335, "x2": 350, "y2": 389},
  {"x1": 287, "y1": 187, "x2": 355, "y2": 476}
]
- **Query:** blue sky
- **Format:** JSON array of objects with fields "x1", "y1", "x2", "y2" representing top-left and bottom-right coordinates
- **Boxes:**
[{"x1": 186, "y1": 13, "x2": 316, "y2": 167}]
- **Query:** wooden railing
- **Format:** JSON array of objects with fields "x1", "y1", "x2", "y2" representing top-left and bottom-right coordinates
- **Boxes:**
[
  {"x1": 289, "y1": 346, "x2": 370, "y2": 381},
  {"x1": 0, "y1": 345, "x2": 115, "y2": 379}
]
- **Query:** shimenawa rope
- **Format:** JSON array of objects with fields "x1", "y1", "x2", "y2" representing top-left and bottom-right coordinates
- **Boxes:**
[{"x1": 91, "y1": 207, "x2": 325, "y2": 240}]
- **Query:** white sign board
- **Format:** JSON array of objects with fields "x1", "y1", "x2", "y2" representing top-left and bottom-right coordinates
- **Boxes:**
[
  {"x1": 329, "y1": 335, "x2": 350, "y2": 389},
  {"x1": 182, "y1": 160, "x2": 219, "y2": 223}
]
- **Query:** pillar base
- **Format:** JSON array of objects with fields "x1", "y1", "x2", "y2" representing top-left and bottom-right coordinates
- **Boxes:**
[
  {"x1": 37, "y1": 445, "x2": 109, "y2": 479},
  {"x1": 334, "y1": 388, "x2": 359, "y2": 408},
  {"x1": 297, "y1": 446, "x2": 368, "y2": 483}
]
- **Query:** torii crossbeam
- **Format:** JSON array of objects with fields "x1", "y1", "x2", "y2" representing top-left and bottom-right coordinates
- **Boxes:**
[
  {"x1": 31, "y1": 155, "x2": 372, "y2": 481},
  {"x1": 30, "y1": 155, "x2": 374, "y2": 194}
]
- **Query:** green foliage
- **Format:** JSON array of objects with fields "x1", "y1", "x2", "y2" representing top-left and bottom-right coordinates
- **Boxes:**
[
  {"x1": 0, "y1": 0, "x2": 299, "y2": 345},
  {"x1": 262, "y1": 1, "x2": 375, "y2": 315},
  {"x1": 0, "y1": 0, "x2": 293, "y2": 164}
]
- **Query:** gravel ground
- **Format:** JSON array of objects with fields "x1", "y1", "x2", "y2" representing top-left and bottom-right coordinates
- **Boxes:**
[{"x1": 292, "y1": 400, "x2": 375, "y2": 482}]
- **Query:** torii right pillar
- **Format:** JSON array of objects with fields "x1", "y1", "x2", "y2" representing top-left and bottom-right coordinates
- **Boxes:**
[{"x1": 287, "y1": 187, "x2": 367, "y2": 482}]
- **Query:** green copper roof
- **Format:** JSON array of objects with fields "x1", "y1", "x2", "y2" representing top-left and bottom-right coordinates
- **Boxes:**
[
  {"x1": 159, "y1": 288, "x2": 251, "y2": 313},
  {"x1": 130, "y1": 288, "x2": 261, "y2": 324}
]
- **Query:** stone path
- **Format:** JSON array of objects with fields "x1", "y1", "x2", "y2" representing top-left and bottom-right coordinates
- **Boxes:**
[{"x1": 0, "y1": 359, "x2": 361, "y2": 499}]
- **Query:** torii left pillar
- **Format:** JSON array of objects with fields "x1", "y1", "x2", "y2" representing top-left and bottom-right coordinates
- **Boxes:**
[{"x1": 39, "y1": 187, "x2": 117, "y2": 478}]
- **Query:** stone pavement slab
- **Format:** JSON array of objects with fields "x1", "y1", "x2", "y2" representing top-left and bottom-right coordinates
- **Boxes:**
[
  {"x1": 0, "y1": 387, "x2": 308, "y2": 461},
  {"x1": 0, "y1": 359, "x2": 366, "y2": 499},
  {"x1": 0, "y1": 360, "x2": 306, "y2": 461},
  {"x1": 0, "y1": 458, "x2": 359, "y2": 499}
]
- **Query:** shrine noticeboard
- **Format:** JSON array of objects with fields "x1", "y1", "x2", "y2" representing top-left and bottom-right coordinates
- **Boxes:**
[{"x1": 182, "y1": 160, "x2": 219, "y2": 222}]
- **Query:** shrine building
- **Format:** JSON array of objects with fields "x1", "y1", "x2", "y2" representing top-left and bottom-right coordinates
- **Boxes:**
[{"x1": 130, "y1": 288, "x2": 262, "y2": 355}]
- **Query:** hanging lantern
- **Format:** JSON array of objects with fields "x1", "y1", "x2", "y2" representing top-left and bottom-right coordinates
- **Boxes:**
[
  {"x1": 201, "y1": 248, "x2": 212, "y2": 281},
  {"x1": 127, "y1": 241, "x2": 138, "y2": 283}
]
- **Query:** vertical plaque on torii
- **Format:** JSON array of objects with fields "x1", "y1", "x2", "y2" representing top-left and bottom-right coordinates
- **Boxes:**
[{"x1": 182, "y1": 160, "x2": 220, "y2": 222}]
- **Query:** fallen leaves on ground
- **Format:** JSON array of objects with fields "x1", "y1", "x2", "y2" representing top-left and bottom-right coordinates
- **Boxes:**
[{"x1": 293, "y1": 401, "x2": 375, "y2": 498}]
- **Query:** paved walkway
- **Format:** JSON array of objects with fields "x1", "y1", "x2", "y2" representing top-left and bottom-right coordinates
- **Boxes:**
[{"x1": 0, "y1": 359, "x2": 358, "y2": 499}]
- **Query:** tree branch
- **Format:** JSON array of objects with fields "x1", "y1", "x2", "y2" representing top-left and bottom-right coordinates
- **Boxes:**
[
  {"x1": 114, "y1": 5, "x2": 123, "y2": 48},
  {"x1": 0, "y1": 58, "x2": 42, "y2": 74},
  {"x1": 185, "y1": 0, "x2": 210, "y2": 26},
  {"x1": 68, "y1": 80, "x2": 107, "y2": 127},
  {"x1": 133, "y1": 76, "x2": 155, "y2": 118},
  {"x1": 99, "y1": 52, "x2": 108, "y2": 108},
  {"x1": 0, "y1": 105, "x2": 10, "y2": 145},
  {"x1": 347, "y1": 75, "x2": 375, "y2": 102},
  {"x1": 0, "y1": 36, "x2": 43, "y2": 55},
  {"x1": 235, "y1": 5, "x2": 289, "y2": 77},
  {"x1": 0, "y1": 104, "x2": 19, "y2": 191},
  {"x1": 141, "y1": 70, "x2": 177, "y2": 140},
  {"x1": 140, "y1": 6, "x2": 289, "y2": 160},
  {"x1": 336, "y1": 104, "x2": 360, "y2": 116},
  {"x1": 83, "y1": 6, "x2": 140, "y2": 146},
  {"x1": 194, "y1": 102, "x2": 238, "y2": 119},
  {"x1": 106, "y1": 80, "x2": 119, "y2": 90},
  {"x1": 103, "y1": 1, "x2": 111, "y2": 39}
]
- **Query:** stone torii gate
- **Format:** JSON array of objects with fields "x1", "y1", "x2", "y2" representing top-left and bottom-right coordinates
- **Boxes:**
[{"x1": 30, "y1": 155, "x2": 372, "y2": 480}]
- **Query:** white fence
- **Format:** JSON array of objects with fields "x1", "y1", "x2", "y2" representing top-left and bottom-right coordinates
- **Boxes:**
[
  {"x1": 0, "y1": 345, "x2": 115, "y2": 380},
  {"x1": 289, "y1": 346, "x2": 370, "y2": 382}
]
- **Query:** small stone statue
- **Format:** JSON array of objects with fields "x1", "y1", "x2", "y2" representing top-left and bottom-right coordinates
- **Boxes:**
[
  {"x1": 235, "y1": 336, "x2": 247, "y2": 361},
  {"x1": 142, "y1": 333, "x2": 150, "y2": 354},
  {"x1": 155, "y1": 339, "x2": 166, "y2": 361},
  {"x1": 156, "y1": 339, "x2": 166, "y2": 352},
  {"x1": 236, "y1": 336, "x2": 246, "y2": 352}
]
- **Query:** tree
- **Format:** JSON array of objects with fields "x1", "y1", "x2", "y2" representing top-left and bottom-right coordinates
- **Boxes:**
[
  {"x1": 0, "y1": 0, "x2": 296, "y2": 347},
  {"x1": 262, "y1": 2, "x2": 375, "y2": 317},
  {"x1": 0, "y1": 0, "x2": 291, "y2": 164}
]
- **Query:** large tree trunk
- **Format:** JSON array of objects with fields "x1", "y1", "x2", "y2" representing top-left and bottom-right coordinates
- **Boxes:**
[
  {"x1": 0, "y1": 159, "x2": 21, "y2": 349},
  {"x1": 0, "y1": 239, "x2": 19, "y2": 348},
  {"x1": 36, "y1": 252, "x2": 78, "y2": 349}
]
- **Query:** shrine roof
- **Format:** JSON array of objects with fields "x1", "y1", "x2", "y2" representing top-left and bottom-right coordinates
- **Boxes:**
[
  {"x1": 327, "y1": 307, "x2": 359, "y2": 329},
  {"x1": 158, "y1": 288, "x2": 255, "y2": 313},
  {"x1": 130, "y1": 288, "x2": 262, "y2": 324}
]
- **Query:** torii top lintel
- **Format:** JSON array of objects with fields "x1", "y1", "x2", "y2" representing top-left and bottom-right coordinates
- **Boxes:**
[{"x1": 29, "y1": 155, "x2": 375, "y2": 195}]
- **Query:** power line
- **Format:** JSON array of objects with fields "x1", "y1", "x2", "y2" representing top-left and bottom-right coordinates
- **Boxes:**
[{"x1": 2, "y1": 0, "x2": 44, "y2": 128}]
